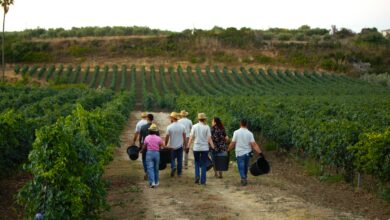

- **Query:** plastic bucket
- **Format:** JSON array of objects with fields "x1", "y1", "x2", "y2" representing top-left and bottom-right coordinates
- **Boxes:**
[
  {"x1": 159, "y1": 161, "x2": 167, "y2": 170},
  {"x1": 126, "y1": 145, "x2": 139, "y2": 161},
  {"x1": 159, "y1": 149, "x2": 171, "y2": 164},
  {"x1": 214, "y1": 152, "x2": 229, "y2": 171},
  {"x1": 250, "y1": 154, "x2": 270, "y2": 176}
]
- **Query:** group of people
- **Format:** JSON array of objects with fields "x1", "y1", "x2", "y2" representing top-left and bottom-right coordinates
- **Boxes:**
[{"x1": 132, "y1": 110, "x2": 262, "y2": 188}]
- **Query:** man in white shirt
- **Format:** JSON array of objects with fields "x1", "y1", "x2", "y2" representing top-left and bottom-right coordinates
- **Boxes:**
[
  {"x1": 132, "y1": 112, "x2": 148, "y2": 180},
  {"x1": 165, "y1": 112, "x2": 186, "y2": 177},
  {"x1": 228, "y1": 119, "x2": 262, "y2": 186},
  {"x1": 187, "y1": 113, "x2": 215, "y2": 185},
  {"x1": 178, "y1": 110, "x2": 193, "y2": 169}
]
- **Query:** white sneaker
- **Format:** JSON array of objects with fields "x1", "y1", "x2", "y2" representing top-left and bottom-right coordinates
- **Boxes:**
[{"x1": 155, "y1": 182, "x2": 159, "y2": 187}]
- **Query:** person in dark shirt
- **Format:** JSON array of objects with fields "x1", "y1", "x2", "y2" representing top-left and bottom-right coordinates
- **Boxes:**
[
  {"x1": 139, "y1": 114, "x2": 159, "y2": 180},
  {"x1": 210, "y1": 117, "x2": 229, "y2": 178}
]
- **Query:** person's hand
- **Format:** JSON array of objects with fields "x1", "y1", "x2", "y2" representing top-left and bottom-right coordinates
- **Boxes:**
[{"x1": 185, "y1": 147, "x2": 190, "y2": 153}]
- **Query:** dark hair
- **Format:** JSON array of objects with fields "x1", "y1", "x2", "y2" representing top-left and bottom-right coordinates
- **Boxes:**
[
  {"x1": 147, "y1": 114, "x2": 154, "y2": 121},
  {"x1": 213, "y1": 117, "x2": 224, "y2": 129},
  {"x1": 149, "y1": 130, "x2": 158, "y2": 135},
  {"x1": 240, "y1": 119, "x2": 247, "y2": 127}
]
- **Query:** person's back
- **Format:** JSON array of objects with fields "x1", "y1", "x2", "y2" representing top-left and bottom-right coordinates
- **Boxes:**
[
  {"x1": 141, "y1": 123, "x2": 160, "y2": 145},
  {"x1": 191, "y1": 122, "x2": 211, "y2": 151},
  {"x1": 144, "y1": 134, "x2": 163, "y2": 151},
  {"x1": 167, "y1": 122, "x2": 185, "y2": 149},
  {"x1": 179, "y1": 117, "x2": 192, "y2": 138},
  {"x1": 232, "y1": 127, "x2": 254, "y2": 157}
]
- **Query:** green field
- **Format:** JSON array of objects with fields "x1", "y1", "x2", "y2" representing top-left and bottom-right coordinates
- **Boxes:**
[{"x1": 3, "y1": 63, "x2": 390, "y2": 218}]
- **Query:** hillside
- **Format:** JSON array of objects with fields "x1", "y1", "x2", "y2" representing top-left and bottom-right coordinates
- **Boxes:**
[{"x1": 5, "y1": 26, "x2": 390, "y2": 76}]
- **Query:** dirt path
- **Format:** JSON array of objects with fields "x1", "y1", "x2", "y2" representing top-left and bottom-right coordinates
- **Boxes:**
[{"x1": 102, "y1": 111, "x2": 371, "y2": 220}]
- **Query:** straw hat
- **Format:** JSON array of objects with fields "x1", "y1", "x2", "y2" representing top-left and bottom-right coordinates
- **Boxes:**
[
  {"x1": 141, "y1": 112, "x2": 148, "y2": 118},
  {"x1": 148, "y1": 123, "x2": 159, "y2": 132},
  {"x1": 180, "y1": 110, "x2": 189, "y2": 117},
  {"x1": 170, "y1": 112, "x2": 179, "y2": 120},
  {"x1": 198, "y1": 113, "x2": 207, "y2": 120}
]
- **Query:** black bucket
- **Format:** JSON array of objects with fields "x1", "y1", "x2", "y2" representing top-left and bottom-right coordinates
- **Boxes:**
[
  {"x1": 159, "y1": 149, "x2": 171, "y2": 164},
  {"x1": 206, "y1": 156, "x2": 213, "y2": 171},
  {"x1": 159, "y1": 161, "x2": 167, "y2": 170},
  {"x1": 250, "y1": 153, "x2": 270, "y2": 176},
  {"x1": 126, "y1": 145, "x2": 139, "y2": 161},
  {"x1": 214, "y1": 153, "x2": 229, "y2": 171}
]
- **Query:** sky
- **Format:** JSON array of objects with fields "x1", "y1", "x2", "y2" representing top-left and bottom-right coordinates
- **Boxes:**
[{"x1": 2, "y1": 0, "x2": 390, "y2": 32}]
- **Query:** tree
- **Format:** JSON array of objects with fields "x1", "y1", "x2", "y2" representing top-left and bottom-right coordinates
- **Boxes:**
[{"x1": 1, "y1": 0, "x2": 14, "y2": 82}]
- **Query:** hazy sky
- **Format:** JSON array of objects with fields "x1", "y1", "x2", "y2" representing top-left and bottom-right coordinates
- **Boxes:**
[{"x1": 3, "y1": 0, "x2": 390, "y2": 32}]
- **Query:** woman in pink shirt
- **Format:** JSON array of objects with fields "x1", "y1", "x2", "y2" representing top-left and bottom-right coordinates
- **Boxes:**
[{"x1": 142, "y1": 124, "x2": 165, "y2": 188}]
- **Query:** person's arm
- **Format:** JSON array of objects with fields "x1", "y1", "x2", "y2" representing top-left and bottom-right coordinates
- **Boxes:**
[
  {"x1": 140, "y1": 138, "x2": 147, "y2": 153},
  {"x1": 228, "y1": 131, "x2": 236, "y2": 151},
  {"x1": 133, "y1": 132, "x2": 139, "y2": 145},
  {"x1": 207, "y1": 127, "x2": 215, "y2": 149},
  {"x1": 251, "y1": 142, "x2": 262, "y2": 154},
  {"x1": 159, "y1": 139, "x2": 166, "y2": 149},
  {"x1": 228, "y1": 141, "x2": 236, "y2": 151},
  {"x1": 165, "y1": 134, "x2": 170, "y2": 148},
  {"x1": 182, "y1": 131, "x2": 186, "y2": 146},
  {"x1": 208, "y1": 136, "x2": 216, "y2": 150},
  {"x1": 187, "y1": 136, "x2": 193, "y2": 150}
]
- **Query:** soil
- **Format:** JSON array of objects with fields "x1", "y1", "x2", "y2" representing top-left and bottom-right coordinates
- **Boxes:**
[{"x1": 102, "y1": 111, "x2": 390, "y2": 220}]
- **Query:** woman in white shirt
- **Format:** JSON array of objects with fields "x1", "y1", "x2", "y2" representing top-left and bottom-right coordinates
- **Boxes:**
[{"x1": 187, "y1": 113, "x2": 215, "y2": 185}]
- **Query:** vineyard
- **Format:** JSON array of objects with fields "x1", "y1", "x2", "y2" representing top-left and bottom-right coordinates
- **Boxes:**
[{"x1": 3, "y1": 63, "x2": 390, "y2": 218}]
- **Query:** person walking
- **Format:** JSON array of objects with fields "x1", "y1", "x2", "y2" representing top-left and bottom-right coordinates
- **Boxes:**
[
  {"x1": 139, "y1": 114, "x2": 160, "y2": 180},
  {"x1": 142, "y1": 124, "x2": 165, "y2": 188},
  {"x1": 178, "y1": 110, "x2": 192, "y2": 169},
  {"x1": 210, "y1": 117, "x2": 228, "y2": 178},
  {"x1": 228, "y1": 119, "x2": 262, "y2": 186},
  {"x1": 187, "y1": 113, "x2": 215, "y2": 185},
  {"x1": 133, "y1": 112, "x2": 148, "y2": 146},
  {"x1": 165, "y1": 112, "x2": 186, "y2": 177}
]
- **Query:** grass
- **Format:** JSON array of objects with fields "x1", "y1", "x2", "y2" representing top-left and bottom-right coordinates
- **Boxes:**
[
  {"x1": 302, "y1": 159, "x2": 322, "y2": 176},
  {"x1": 263, "y1": 141, "x2": 279, "y2": 151},
  {"x1": 319, "y1": 174, "x2": 343, "y2": 183}
]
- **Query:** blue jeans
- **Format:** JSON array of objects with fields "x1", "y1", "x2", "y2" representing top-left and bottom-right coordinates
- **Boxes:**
[
  {"x1": 193, "y1": 151, "x2": 209, "y2": 184},
  {"x1": 142, "y1": 150, "x2": 147, "y2": 174},
  {"x1": 146, "y1": 150, "x2": 160, "y2": 185},
  {"x1": 236, "y1": 153, "x2": 251, "y2": 180},
  {"x1": 171, "y1": 147, "x2": 183, "y2": 176}
]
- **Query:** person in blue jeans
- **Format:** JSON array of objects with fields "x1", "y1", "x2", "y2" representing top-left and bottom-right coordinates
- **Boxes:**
[
  {"x1": 142, "y1": 124, "x2": 166, "y2": 188},
  {"x1": 187, "y1": 113, "x2": 216, "y2": 185},
  {"x1": 165, "y1": 112, "x2": 186, "y2": 177},
  {"x1": 228, "y1": 119, "x2": 262, "y2": 186}
]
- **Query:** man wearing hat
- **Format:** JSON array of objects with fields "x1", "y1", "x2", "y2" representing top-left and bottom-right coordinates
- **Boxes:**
[
  {"x1": 178, "y1": 110, "x2": 193, "y2": 169},
  {"x1": 165, "y1": 112, "x2": 186, "y2": 177},
  {"x1": 187, "y1": 113, "x2": 215, "y2": 185},
  {"x1": 139, "y1": 114, "x2": 160, "y2": 180},
  {"x1": 133, "y1": 112, "x2": 148, "y2": 146}
]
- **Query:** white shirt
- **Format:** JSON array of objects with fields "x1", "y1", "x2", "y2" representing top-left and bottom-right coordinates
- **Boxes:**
[
  {"x1": 135, "y1": 119, "x2": 147, "y2": 133},
  {"x1": 167, "y1": 122, "x2": 185, "y2": 149},
  {"x1": 232, "y1": 128, "x2": 255, "y2": 157},
  {"x1": 178, "y1": 117, "x2": 193, "y2": 138},
  {"x1": 190, "y1": 122, "x2": 211, "y2": 151}
]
